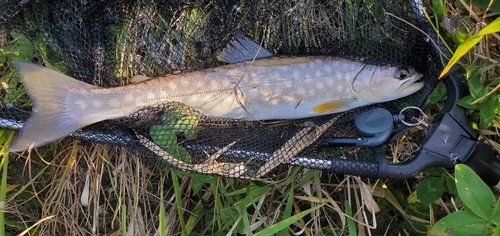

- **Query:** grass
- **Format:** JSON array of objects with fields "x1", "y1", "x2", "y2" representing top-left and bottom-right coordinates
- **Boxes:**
[
  {"x1": 1, "y1": 0, "x2": 500, "y2": 235},
  {"x1": 3, "y1": 141, "x2": 400, "y2": 235}
]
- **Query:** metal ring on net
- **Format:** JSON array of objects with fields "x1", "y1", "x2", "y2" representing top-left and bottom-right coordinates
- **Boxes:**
[{"x1": 399, "y1": 106, "x2": 428, "y2": 127}]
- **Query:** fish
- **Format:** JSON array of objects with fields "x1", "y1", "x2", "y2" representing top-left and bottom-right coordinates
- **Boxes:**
[{"x1": 8, "y1": 36, "x2": 423, "y2": 152}]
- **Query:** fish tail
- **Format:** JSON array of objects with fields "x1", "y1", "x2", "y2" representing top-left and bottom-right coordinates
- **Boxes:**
[{"x1": 9, "y1": 61, "x2": 100, "y2": 152}]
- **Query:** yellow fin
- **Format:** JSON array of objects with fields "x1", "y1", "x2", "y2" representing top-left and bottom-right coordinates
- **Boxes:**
[
  {"x1": 130, "y1": 75, "x2": 151, "y2": 84},
  {"x1": 313, "y1": 99, "x2": 358, "y2": 113}
]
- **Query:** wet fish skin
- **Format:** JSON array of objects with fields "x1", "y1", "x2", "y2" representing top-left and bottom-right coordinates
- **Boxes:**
[{"x1": 9, "y1": 57, "x2": 423, "y2": 152}]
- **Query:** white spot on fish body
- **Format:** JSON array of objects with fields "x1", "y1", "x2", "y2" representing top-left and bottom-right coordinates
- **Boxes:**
[
  {"x1": 92, "y1": 100, "x2": 102, "y2": 108},
  {"x1": 210, "y1": 80, "x2": 219, "y2": 91},
  {"x1": 297, "y1": 87, "x2": 306, "y2": 95},
  {"x1": 261, "y1": 76, "x2": 270, "y2": 85},
  {"x1": 158, "y1": 89, "x2": 168, "y2": 99},
  {"x1": 169, "y1": 82, "x2": 178, "y2": 90},
  {"x1": 304, "y1": 73, "x2": 312, "y2": 84},
  {"x1": 316, "y1": 82, "x2": 324, "y2": 90},
  {"x1": 335, "y1": 71, "x2": 345, "y2": 80},
  {"x1": 280, "y1": 66, "x2": 289, "y2": 73},
  {"x1": 187, "y1": 94, "x2": 201, "y2": 105},
  {"x1": 326, "y1": 78, "x2": 334, "y2": 86},
  {"x1": 315, "y1": 70, "x2": 322, "y2": 77},
  {"x1": 283, "y1": 80, "x2": 293, "y2": 87},
  {"x1": 308, "y1": 90, "x2": 316, "y2": 97},
  {"x1": 274, "y1": 86, "x2": 282, "y2": 95},
  {"x1": 332, "y1": 61, "x2": 341, "y2": 71},
  {"x1": 248, "y1": 90, "x2": 259, "y2": 99},
  {"x1": 108, "y1": 98, "x2": 120, "y2": 107},
  {"x1": 124, "y1": 93, "x2": 134, "y2": 103},
  {"x1": 74, "y1": 100, "x2": 87, "y2": 110},
  {"x1": 324, "y1": 65, "x2": 333, "y2": 74},
  {"x1": 146, "y1": 92, "x2": 156, "y2": 101},
  {"x1": 181, "y1": 79, "x2": 190, "y2": 86},
  {"x1": 273, "y1": 71, "x2": 281, "y2": 79},
  {"x1": 292, "y1": 70, "x2": 300, "y2": 79}
]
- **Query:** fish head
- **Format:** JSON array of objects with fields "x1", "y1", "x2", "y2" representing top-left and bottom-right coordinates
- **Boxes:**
[{"x1": 352, "y1": 65, "x2": 424, "y2": 103}]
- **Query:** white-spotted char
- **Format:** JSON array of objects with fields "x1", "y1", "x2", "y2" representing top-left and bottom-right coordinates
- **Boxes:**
[{"x1": 9, "y1": 36, "x2": 423, "y2": 151}]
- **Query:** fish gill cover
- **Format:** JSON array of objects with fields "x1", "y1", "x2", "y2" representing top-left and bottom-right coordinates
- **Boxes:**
[{"x1": 0, "y1": 0, "x2": 439, "y2": 178}]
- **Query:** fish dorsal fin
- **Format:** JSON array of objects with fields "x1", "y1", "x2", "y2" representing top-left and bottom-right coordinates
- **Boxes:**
[
  {"x1": 313, "y1": 99, "x2": 359, "y2": 113},
  {"x1": 130, "y1": 75, "x2": 151, "y2": 84},
  {"x1": 217, "y1": 34, "x2": 274, "y2": 64}
]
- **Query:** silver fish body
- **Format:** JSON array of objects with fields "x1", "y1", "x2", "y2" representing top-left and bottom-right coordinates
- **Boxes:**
[{"x1": 9, "y1": 56, "x2": 423, "y2": 152}]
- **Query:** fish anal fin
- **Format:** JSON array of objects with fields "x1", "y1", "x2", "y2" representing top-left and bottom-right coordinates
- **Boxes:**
[
  {"x1": 130, "y1": 75, "x2": 151, "y2": 84},
  {"x1": 216, "y1": 34, "x2": 274, "y2": 64},
  {"x1": 313, "y1": 99, "x2": 358, "y2": 113}
]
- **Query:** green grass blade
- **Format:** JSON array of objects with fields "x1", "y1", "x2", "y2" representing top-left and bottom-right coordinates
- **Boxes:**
[
  {"x1": 159, "y1": 174, "x2": 165, "y2": 236},
  {"x1": 121, "y1": 204, "x2": 126, "y2": 236},
  {"x1": 344, "y1": 200, "x2": 357, "y2": 236},
  {"x1": 239, "y1": 200, "x2": 252, "y2": 236},
  {"x1": 171, "y1": 171, "x2": 187, "y2": 234},
  {"x1": 254, "y1": 204, "x2": 324, "y2": 236},
  {"x1": 0, "y1": 131, "x2": 15, "y2": 236},
  {"x1": 279, "y1": 183, "x2": 295, "y2": 236}
]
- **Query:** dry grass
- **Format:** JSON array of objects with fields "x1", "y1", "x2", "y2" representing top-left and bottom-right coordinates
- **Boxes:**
[{"x1": 3, "y1": 136, "x2": 418, "y2": 235}]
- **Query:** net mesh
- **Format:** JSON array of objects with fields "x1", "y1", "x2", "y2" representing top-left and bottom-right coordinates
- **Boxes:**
[{"x1": 0, "y1": 0, "x2": 439, "y2": 178}]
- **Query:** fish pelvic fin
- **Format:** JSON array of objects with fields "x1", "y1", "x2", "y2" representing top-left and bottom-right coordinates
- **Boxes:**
[
  {"x1": 9, "y1": 61, "x2": 100, "y2": 152},
  {"x1": 313, "y1": 99, "x2": 359, "y2": 113}
]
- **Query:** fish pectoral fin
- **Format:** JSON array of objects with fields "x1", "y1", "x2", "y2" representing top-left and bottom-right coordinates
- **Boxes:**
[
  {"x1": 216, "y1": 34, "x2": 274, "y2": 64},
  {"x1": 130, "y1": 75, "x2": 151, "y2": 84},
  {"x1": 313, "y1": 99, "x2": 359, "y2": 113}
]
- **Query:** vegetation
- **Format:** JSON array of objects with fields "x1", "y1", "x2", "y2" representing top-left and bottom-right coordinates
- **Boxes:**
[{"x1": 1, "y1": 0, "x2": 500, "y2": 235}]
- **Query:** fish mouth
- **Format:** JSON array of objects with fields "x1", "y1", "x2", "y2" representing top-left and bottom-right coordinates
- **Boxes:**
[{"x1": 396, "y1": 72, "x2": 424, "y2": 95}]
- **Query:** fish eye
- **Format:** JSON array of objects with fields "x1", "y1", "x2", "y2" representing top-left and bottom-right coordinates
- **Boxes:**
[{"x1": 394, "y1": 68, "x2": 410, "y2": 80}]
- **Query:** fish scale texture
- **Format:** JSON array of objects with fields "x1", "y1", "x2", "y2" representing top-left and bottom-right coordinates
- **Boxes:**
[{"x1": 0, "y1": 0, "x2": 440, "y2": 178}]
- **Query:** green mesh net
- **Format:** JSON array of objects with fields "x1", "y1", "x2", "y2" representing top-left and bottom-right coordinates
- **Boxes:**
[{"x1": 0, "y1": 0, "x2": 441, "y2": 178}]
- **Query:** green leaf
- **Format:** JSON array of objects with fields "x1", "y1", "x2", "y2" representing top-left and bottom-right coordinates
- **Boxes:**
[
  {"x1": 424, "y1": 167, "x2": 445, "y2": 176},
  {"x1": 10, "y1": 32, "x2": 36, "y2": 61},
  {"x1": 150, "y1": 127, "x2": 177, "y2": 147},
  {"x1": 429, "y1": 210, "x2": 489, "y2": 236},
  {"x1": 167, "y1": 145, "x2": 192, "y2": 163},
  {"x1": 467, "y1": 69, "x2": 486, "y2": 100},
  {"x1": 457, "y1": 95, "x2": 479, "y2": 110},
  {"x1": 439, "y1": 17, "x2": 500, "y2": 79},
  {"x1": 431, "y1": 0, "x2": 447, "y2": 23},
  {"x1": 408, "y1": 191, "x2": 420, "y2": 204},
  {"x1": 479, "y1": 94, "x2": 497, "y2": 129},
  {"x1": 478, "y1": 17, "x2": 500, "y2": 35},
  {"x1": 455, "y1": 164, "x2": 495, "y2": 220},
  {"x1": 455, "y1": 0, "x2": 500, "y2": 12},
  {"x1": 417, "y1": 176, "x2": 445, "y2": 205},
  {"x1": 219, "y1": 207, "x2": 240, "y2": 219},
  {"x1": 191, "y1": 174, "x2": 216, "y2": 195},
  {"x1": 445, "y1": 175, "x2": 458, "y2": 196},
  {"x1": 428, "y1": 82, "x2": 447, "y2": 104},
  {"x1": 491, "y1": 199, "x2": 500, "y2": 225},
  {"x1": 253, "y1": 204, "x2": 324, "y2": 236}
]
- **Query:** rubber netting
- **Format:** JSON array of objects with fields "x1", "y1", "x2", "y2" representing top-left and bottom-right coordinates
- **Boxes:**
[{"x1": 0, "y1": 0, "x2": 440, "y2": 178}]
